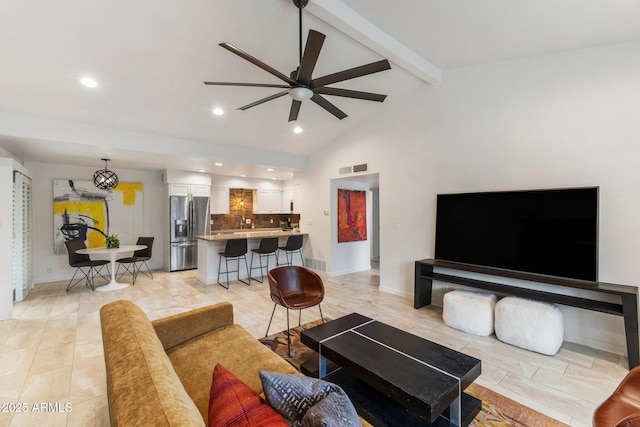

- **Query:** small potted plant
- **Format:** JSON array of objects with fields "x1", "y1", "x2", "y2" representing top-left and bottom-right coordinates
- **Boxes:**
[{"x1": 105, "y1": 234, "x2": 120, "y2": 248}]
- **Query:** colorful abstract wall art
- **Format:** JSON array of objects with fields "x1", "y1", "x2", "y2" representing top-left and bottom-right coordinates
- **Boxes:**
[
  {"x1": 337, "y1": 189, "x2": 367, "y2": 243},
  {"x1": 53, "y1": 180, "x2": 143, "y2": 254}
]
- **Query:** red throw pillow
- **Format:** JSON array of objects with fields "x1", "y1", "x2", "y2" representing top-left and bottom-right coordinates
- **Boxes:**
[{"x1": 208, "y1": 364, "x2": 288, "y2": 427}]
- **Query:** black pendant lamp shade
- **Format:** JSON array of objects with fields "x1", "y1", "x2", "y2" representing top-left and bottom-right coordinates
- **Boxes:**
[{"x1": 93, "y1": 158, "x2": 119, "y2": 190}]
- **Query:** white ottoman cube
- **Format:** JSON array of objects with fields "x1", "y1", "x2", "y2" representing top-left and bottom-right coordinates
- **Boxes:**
[
  {"x1": 494, "y1": 296, "x2": 564, "y2": 355},
  {"x1": 443, "y1": 290, "x2": 497, "y2": 336}
]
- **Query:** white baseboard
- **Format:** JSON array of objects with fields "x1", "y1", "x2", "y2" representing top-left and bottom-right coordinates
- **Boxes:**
[
  {"x1": 327, "y1": 264, "x2": 371, "y2": 277},
  {"x1": 379, "y1": 285, "x2": 412, "y2": 299},
  {"x1": 35, "y1": 273, "x2": 73, "y2": 284}
]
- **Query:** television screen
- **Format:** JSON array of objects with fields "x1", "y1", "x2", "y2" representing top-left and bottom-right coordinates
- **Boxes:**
[{"x1": 434, "y1": 187, "x2": 598, "y2": 281}]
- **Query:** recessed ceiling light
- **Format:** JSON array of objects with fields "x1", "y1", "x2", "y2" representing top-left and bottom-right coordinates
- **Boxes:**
[
  {"x1": 293, "y1": 126, "x2": 303, "y2": 134},
  {"x1": 240, "y1": 174, "x2": 247, "y2": 178},
  {"x1": 80, "y1": 77, "x2": 98, "y2": 88},
  {"x1": 212, "y1": 107, "x2": 224, "y2": 116},
  {"x1": 272, "y1": 177, "x2": 277, "y2": 180},
  {"x1": 267, "y1": 168, "x2": 274, "y2": 172},
  {"x1": 214, "y1": 162, "x2": 223, "y2": 166},
  {"x1": 197, "y1": 169, "x2": 206, "y2": 173}
]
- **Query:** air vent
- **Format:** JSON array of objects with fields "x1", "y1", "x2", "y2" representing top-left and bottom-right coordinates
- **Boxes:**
[
  {"x1": 353, "y1": 163, "x2": 368, "y2": 173},
  {"x1": 304, "y1": 258, "x2": 327, "y2": 272},
  {"x1": 339, "y1": 164, "x2": 369, "y2": 175}
]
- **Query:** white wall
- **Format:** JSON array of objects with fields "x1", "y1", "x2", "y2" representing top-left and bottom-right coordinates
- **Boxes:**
[
  {"x1": 211, "y1": 175, "x2": 284, "y2": 191},
  {"x1": 298, "y1": 40, "x2": 640, "y2": 356},
  {"x1": 25, "y1": 162, "x2": 165, "y2": 284}
]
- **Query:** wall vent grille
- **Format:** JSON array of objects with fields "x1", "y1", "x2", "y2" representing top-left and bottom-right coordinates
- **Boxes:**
[
  {"x1": 353, "y1": 163, "x2": 368, "y2": 173},
  {"x1": 339, "y1": 164, "x2": 368, "y2": 175},
  {"x1": 304, "y1": 258, "x2": 327, "y2": 272}
]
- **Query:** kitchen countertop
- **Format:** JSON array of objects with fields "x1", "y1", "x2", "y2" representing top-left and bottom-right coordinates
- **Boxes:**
[{"x1": 196, "y1": 228, "x2": 306, "y2": 241}]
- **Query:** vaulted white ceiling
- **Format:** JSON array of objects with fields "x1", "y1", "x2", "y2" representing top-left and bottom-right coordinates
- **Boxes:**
[{"x1": 1, "y1": 0, "x2": 639, "y2": 179}]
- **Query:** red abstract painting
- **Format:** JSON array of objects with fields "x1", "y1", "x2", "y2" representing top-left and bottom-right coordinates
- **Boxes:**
[{"x1": 338, "y1": 189, "x2": 367, "y2": 243}]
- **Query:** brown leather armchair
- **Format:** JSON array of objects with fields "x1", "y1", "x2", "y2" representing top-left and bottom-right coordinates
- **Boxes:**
[
  {"x1": 594, "y1": 366, "x2": 640, "y2": 426},
  {"x1": 265, "y1": 266, "x2": 325, "y2": 355}
]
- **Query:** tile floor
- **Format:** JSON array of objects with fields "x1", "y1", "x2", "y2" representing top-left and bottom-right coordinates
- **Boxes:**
[{"x1": 0, "y1": 266, "x2": 629, "y2": 426}]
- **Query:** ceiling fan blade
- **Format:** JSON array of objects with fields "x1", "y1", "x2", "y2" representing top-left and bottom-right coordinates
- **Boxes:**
[
  {"x1": 204, "y1": 81, "x2": 290, "y2": 88},
  {"x1": 238, "y1": 91, "x2": 289, "y2": 111},
  {"x1": 311, "y1": 59, "x2": 391, "y2": 88},
  {"x1": 288, "y1": 100, "x2": 302, "y2": 122},
  {"x1": 219, "y1": 42, "x2": 298, "y2": 86},
  {"x1": 311, "y1": 94, "x2": 347, "y2": 120},
  {"x1": 314, "y1": 87, "x2": 387, "y2": 102},
  {"x1": 297, "y1": 30, "x2": 325, "y2": 86}
]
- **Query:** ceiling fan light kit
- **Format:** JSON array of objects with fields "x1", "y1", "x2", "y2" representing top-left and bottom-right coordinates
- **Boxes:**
[
  {"x1": 289, "y1": 87, "x2": 314, "y2": 101},
  {"x1": 203, "y1": 0, "x2": 391, "y2": 122}
]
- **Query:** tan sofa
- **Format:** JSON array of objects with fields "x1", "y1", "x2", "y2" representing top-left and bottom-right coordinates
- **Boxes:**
[{"x1": 100, "y1": 300, "x2": 300, "y2": 426}]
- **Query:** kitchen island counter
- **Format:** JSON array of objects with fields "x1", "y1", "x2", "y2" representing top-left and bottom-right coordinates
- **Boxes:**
[
  {"x1": 196, "y1": 228, "x2": 305, "y2": 241},
  {"x1": 196, "y1": 230, "x2": 307, "y2": 285}
]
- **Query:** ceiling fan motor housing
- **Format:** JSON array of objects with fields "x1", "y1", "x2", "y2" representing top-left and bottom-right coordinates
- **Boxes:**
[{"x1": 292, "y1": 0, "x2": 309, "y2": 8}]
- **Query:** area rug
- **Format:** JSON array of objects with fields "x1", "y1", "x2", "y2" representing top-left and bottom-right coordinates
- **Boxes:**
[{"x1": 259, "y1": 320, "x2": 569, "y2": 427}]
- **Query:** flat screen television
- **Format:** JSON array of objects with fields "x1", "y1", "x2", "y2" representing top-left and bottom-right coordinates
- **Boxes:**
[{"x1": 434, "y1": 187, "x2": 598, "y2": 282}]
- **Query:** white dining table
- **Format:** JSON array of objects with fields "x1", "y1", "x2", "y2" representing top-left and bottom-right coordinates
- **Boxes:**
[{"x1": 76, "y1": 244, "x2": 147, "y2": 292}]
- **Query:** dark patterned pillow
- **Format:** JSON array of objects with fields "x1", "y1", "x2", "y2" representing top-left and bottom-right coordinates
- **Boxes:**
[{"x1": 259, "y1": 371, "x2": 360, "y2": 427}]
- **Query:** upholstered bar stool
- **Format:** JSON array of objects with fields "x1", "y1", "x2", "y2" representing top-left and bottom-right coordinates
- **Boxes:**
[
  {"x1": 217, "y1": 238, "x2": 250, "y2": 289},
  {"x1": 249, "y1": 237, "x2": 279, "y2": 283},
  {"x1": 277, "y1": 234, "x2": 304, "y2": 266}
]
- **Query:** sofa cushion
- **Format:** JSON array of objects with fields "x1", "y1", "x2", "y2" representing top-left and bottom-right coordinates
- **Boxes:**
[
  {"x1": 100, "y1": 300, "x2": 204, "y2": 426},
  {"x1": 167, "y1": 323, "x2": 298, "y2": 423},
  {"x1": 208, "y1": 364, "x2": 287, "y2": 427},
  {"x1": 259, "y1": 371, "x2": 360, "y2": 426},
  {"x1": 153, "y1": 302, "x2": 234, "y2": 350}
]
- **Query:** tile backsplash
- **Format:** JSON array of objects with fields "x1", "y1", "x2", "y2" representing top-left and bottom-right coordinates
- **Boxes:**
[{"x1": 211, "y1": 213, "x2": 300, "y2": 231}]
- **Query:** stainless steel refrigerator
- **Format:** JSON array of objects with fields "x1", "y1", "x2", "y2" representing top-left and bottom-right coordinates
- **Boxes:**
[{"x1": 169, "y1": 195, "x2": 210, "y2": 271}]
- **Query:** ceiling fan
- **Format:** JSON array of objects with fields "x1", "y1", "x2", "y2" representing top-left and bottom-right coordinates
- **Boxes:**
[{"x1": 203, "y1": 0, "x2": 391, "y2": 122}]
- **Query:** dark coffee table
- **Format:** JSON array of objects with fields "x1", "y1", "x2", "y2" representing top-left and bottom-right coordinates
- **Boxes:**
[{"x1": 300, "y1": 313, "x2": 482, "y2": 427}]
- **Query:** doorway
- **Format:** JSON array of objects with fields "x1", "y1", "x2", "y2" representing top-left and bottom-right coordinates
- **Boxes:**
[
  {"x1": 329, "y1": 173, "x2": 380, "y2": 278},
  {"x1": 371, "y1": 186, "x2": 380, "y2": 273}
]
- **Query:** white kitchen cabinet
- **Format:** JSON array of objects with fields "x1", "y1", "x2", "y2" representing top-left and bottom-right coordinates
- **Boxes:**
[
  {"x1": 190, "y1": 185, "x2": 211, "y2": 197},
  {"x1": 211, "y1": 187, "x2": 229, "y2": 214},
  {"x1": 168, "y1": 184, "x2": 210, "y2": 197},
  {"x1": 168, "y1": 184, "x2": 189, "y2": 196},
  {"x1": 253, "y1": 189, "x2": 282, "y2": 213}
]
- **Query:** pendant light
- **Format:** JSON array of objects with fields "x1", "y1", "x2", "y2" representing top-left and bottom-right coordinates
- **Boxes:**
[{"x1": 93, "y1": 158, "x2": 119, "y2": 190}]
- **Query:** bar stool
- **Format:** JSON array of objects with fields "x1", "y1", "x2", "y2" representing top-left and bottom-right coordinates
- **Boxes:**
[
  {"x1": 277, "y1": 234, "x2": 304, "y2": 266},
  {"x1": 249, "y1": 237, "x2": 279, "y2": 283},
  {"x1": 217, "y1": 238, "x2": 250, "y2": 289}
]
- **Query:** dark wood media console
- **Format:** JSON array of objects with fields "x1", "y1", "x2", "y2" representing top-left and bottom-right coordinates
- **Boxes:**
[{"x1": 414, "y1": 259, "x2": 639, "y2": 369}]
